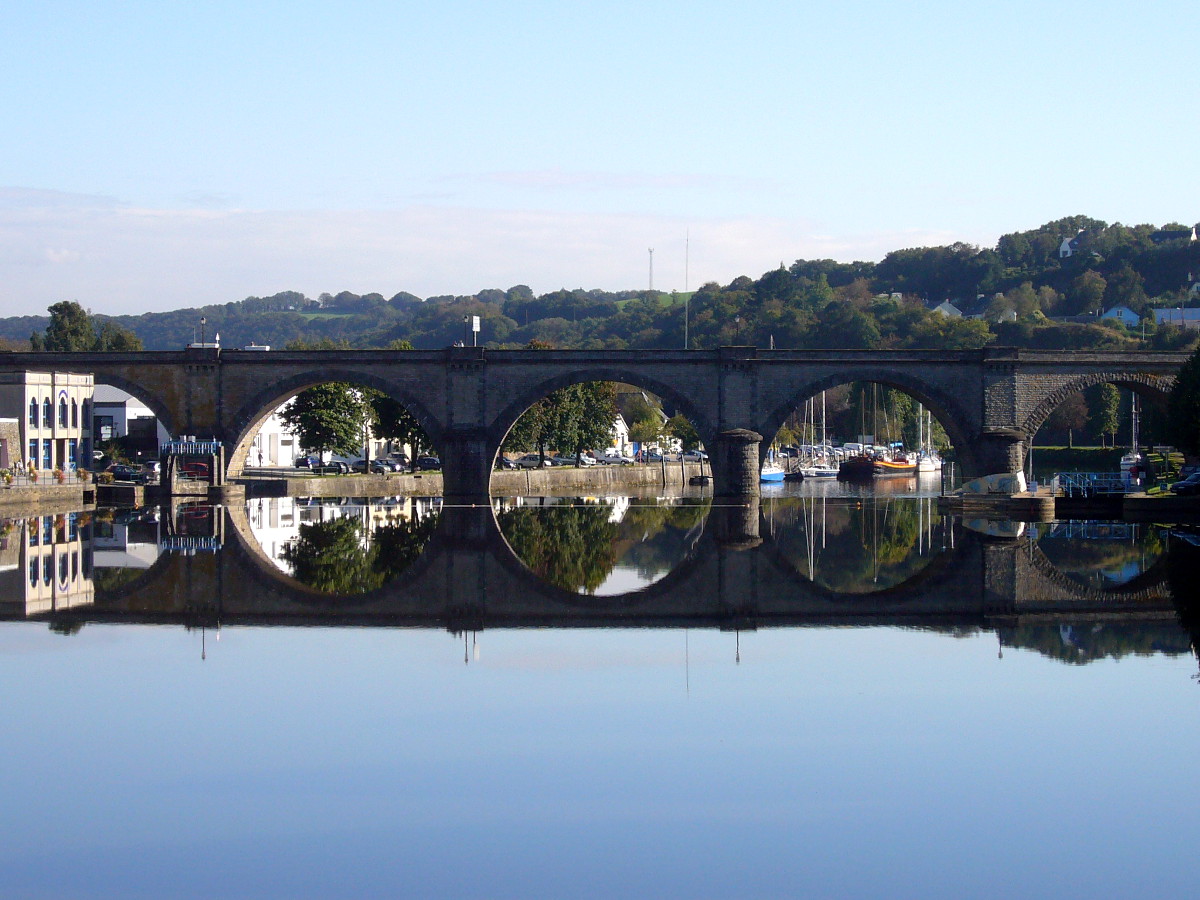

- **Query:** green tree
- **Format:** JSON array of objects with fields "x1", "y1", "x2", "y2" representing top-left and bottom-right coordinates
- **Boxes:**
[
  {"x1": 665, "y1": 414, "x2": 699, "y2": 450},
  {"x1": 1167, "y1": 346, "x2": 1200, "y2": 455},
  {"x1": 280, "y1": 383, "x2": 367, "y2": 457},
  {"x1": 1086, "y1": 383, "x2": 1121, "y2": 447},
  {"x1": 29, "y1": 301, "x2": 143, "y2": 351}
]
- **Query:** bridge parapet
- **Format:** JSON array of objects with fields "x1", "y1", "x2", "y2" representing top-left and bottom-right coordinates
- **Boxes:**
[{"x1": 0, "y1": 347, "x2": 1188, "y2": 494}]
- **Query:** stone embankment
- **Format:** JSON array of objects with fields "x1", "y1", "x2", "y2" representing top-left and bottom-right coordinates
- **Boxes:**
[
  {"x1": 0, "y1": 482, "x2": 95, "y2": 513},
  {"x1": 240, "y1": 463, "x2": 710, "y2": 498}
]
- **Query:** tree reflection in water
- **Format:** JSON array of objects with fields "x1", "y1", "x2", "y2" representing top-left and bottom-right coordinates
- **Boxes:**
[
  {"x1": 280, "y1": 508, "x2": 439, "y2": 595},
  {"x1": 497, "y1": 497, "x2": 710, "y2": 595},
  {"x1": 1032, "y1": 521, "x2": 1166, "y2": 590},
  {"x1": 765, "y1": 495, "x2": 947, "y2": 594}
]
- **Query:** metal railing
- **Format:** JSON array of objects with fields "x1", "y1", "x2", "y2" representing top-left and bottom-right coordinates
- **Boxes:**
[
  {"x1": 163, "y1": 440, "x2": 222, "y2": 455},
  {"x1": 0, "y1": 467, "x2": 93, "y2": 488},
  {"x1": 1056, "y1": 472, "x2": 1134, "y2": 497},
  {"x1": 160, "y1": 535, "x2": 223, "y2": 553}
]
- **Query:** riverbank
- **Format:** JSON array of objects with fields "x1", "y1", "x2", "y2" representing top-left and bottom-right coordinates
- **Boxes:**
[{"x1": 237, "y1": 462, "x2": 710, "y2": 498}]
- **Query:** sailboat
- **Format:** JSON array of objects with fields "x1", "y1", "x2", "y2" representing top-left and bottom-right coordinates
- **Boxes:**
[
  {"x1": 1120, "y1": 392, "x2": 1143, "y2": 478},
  {"x1": 798, "y1": 392, "x2": 838, "y2": 478},
  {"x1": 915, "y1": 407, "x2": 943, "y2": 474}
]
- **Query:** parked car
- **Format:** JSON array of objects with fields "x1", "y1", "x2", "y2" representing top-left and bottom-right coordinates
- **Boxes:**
[
  {"x1": 180, "y1": 461, "x2": 209, "y2": 479},
  {"x1": 681, "y1": 450, "x2": 708, "y2": 462},
  {"x1": 496, "y1": 456, "x2": 518, "y2": 469},
  {"x1": 416, "y1": 456, "x2": 441, "y2": 470},
  {"x1": 108, "y1": 464, "x2": 144, "y2": 483},
  {"x1": 552, "y1": 453, "x2": 595, "y2": 467},
  {"x1": 1170, "y1": 473, "x2": 1200, "y2": 496},
  {"x1": 295, "y1": 455, "x2": 321, "y2": 468},
  {"x1": 642, "y1": 451, "x2": 665, "y2": 463},
  {"x1": 389, "y1": 452, "x2": 410, "y2": 469},
  {"x1": 516, "y1": 453, "x2": 552, "y2": 468},
  {"x1": 601, "y1": 450, "x2": 636, "y2": 466},
  {"x1": 353, "y1": 458, "x2": 391, "y2": 474}
]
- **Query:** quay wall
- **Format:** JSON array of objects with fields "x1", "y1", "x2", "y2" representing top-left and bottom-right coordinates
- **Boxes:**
[{"x1": 240, "y1": 463, "x2": 710, "y2": 499}]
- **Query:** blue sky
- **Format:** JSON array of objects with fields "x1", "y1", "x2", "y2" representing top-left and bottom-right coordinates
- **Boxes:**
[{"x1": 2, "y1": 0, "x2": 1195, "y2": 314}]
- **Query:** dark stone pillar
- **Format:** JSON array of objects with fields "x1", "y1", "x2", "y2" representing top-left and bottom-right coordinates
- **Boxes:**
[
  {"x1": 970, "y1": 427, "x2": 1027, "y2": 480},
  {"x1": 712, "y1": 428, "x2": 763, "y2": 497},
  {"x1": 438, "y1": 427, "x2": 493, "y2": 504},
  {"x1": 709, "y1": 497, "x2": 762, "y2": 550},
  {"x1": 435, "y1": 503, "x2": 497, "y2": 547}
]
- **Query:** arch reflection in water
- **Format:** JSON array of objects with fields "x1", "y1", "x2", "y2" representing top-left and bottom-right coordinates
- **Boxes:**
[
  {"x1": 251, "y1": 496, "x2": 441, "y2": 596},
  {"x1": 762, "y1": 482, "x2": 953, "y2": 595},
  {"x1": 1031, "y1": 520, "x2": 1166, "y2": 591},
  {"x1": 494, "y1": 495, "x2": 711, "y2": 595}
]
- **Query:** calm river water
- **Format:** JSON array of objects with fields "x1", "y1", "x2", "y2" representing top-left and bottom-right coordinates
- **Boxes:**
[{"x1": 2, "y1": 479, "x2": 1199, "y2": 898}]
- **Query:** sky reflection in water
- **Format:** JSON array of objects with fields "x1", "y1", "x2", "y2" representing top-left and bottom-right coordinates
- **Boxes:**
[{"x1": 1, "y1": 489, "x2": 1199, "y2": 899}]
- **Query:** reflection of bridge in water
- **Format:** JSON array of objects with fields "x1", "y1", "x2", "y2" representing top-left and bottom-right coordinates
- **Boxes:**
[{"x1": 14, "y1": 501, "x2": 1177, "y2": 633}]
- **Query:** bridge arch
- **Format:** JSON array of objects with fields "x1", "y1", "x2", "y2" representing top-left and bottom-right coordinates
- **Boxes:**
[
  {"x1": 1020, "y1": 372, "x2": 1175, "y2": 440},
  {"x1": 486, "y1": 366, "x2": 716, "y2": 459},
  {"x1": 756, "y1": 369, "x2": 980, "y2": 474},
  {"x1": 91, "y1": 372, "x2": 177, "y2": 440},
  {"x1": 224, "y1": 369, "x2": 445, "y2": 477}
]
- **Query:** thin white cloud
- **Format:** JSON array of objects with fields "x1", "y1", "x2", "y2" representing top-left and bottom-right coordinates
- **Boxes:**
[
  {"x1": 448, "y1": 169, "x2": 773, "y2": 194},
  {"x1": 0, "y1": 186, "x2": 121, "y2": 210},
  {"x1": 0, "y1": 199, "x2": 953, "y2": 315}
]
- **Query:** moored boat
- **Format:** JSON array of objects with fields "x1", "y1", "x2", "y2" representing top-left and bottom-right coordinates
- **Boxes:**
[
  {"x1": 798, "y1": 461, "x2": 839, "y2": 478},
  {"x1": 873, "y1": 456, "x2": 917, "y2": 477},
  {"x1": 837, "y1": 454, "x2": 876, "y2": 481},
  {"x1": 760, "y1": 463, "x2": 786, "y2": 483}
]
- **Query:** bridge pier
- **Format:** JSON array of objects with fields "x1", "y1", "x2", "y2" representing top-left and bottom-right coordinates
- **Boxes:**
[
  {"x1": 439, "y1": 427, "x2": 494, "y2": 504},
  {"x1": 712, "y1": 428, "x2": 763, "y2": 497},
  {"x1": 709, "y1": 499, "x2": 762, "y2": 550}
]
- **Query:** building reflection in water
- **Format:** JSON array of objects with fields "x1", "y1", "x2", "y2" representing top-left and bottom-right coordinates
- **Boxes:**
[
  {"x1": 4, "y1": 495, "x2": 1200, "y2": 676},
  {"x1": 0, "y1": 512, "x2": 94, "y2": 617}
]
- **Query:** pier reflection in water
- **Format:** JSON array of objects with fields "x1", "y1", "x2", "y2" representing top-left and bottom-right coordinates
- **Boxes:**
[{"x1": 4, "y1": 488, "x2": 1200, "y2": 897}]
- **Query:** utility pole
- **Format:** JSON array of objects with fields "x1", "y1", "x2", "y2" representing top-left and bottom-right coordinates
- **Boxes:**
[{"x1": 648, "y1": 248, "x2": 654, "y2": 292}]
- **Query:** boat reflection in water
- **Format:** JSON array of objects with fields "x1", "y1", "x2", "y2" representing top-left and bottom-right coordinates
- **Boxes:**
[{"x1": 0, "y1": 486, "x2": 1191, "y2": 669}]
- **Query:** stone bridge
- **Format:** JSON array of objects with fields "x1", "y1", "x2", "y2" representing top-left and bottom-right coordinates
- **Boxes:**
[
  {"x1": 57, "y1": 504, "x2": 1177, "y2": 631},
  {"x1": 2, "y1": 346, "x2": 1187, "y2": 497}
]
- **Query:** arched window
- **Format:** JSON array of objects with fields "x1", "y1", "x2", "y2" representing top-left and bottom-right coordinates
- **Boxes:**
[
  {"x1": 71, "y1": 399, "x2": 78, "y2": 428},
  {"x1": 42, "y1": 398, "x2": 51, "y2": 428},
  {"x1": 28, "y1": 399, "x2": 37, "y2": 426},
  {"x1": 58, "y1": 398, "x2": 68, "y2": 428}
]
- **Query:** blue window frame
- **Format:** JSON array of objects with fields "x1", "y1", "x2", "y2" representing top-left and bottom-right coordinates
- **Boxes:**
[
  {"x1": 28, "y1": 399, "x2": 37, "y2": 426},
  {"x1": 42, "y1": 398, "x2": 51, "y2": 428},
  {"x1": 42, "y1": 439, "x2": 52, "y2": 469}
]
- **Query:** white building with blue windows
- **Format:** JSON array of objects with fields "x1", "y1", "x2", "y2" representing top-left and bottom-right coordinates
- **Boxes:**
[{"x1": 0, "y1": 371, "x2": 94, "y2": 473}]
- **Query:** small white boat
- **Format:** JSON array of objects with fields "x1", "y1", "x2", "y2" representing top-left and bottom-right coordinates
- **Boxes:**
[
  {"x1": 760, "y1": 464, "x2": 786, "y2": 483},
  {"x1": 1119, "y1": 451, "x2": 1143, "y2": 473},
  {"x1": 798, "y1": 462, "x2": 838, "y2": 478},
  {"x1": 916, "y1": 453, "x2": 942, "y2": 474}
]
